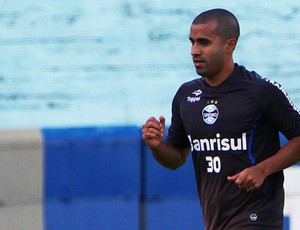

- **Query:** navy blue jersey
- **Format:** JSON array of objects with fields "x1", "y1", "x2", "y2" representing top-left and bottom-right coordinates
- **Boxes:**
[{"x1": 166, "y1": 64, "x2": 300, "y2": 230}]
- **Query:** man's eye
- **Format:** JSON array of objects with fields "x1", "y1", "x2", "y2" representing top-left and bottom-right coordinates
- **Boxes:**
[{"x1": 200, "y1": 40, "x2": 210, "y2": 45}]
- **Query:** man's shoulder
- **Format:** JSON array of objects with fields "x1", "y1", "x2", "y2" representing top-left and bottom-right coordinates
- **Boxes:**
[
  {"x1": 237, "y1": 65, "x2": 297, "y2": 108},
  {"x1": 235, "y1": 64, "x2": 277, "y2": 90},
  {"x1": 235, "y1": 64, "x2": 263, "y2": 83}
]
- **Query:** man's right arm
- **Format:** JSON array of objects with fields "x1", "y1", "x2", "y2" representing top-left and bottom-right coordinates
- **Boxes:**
[{"x1": 142, "y1": 116, "x2": 190, "y2": 170}]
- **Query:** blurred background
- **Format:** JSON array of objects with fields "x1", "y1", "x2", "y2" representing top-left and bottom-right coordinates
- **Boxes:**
[
  {"x1": 0, "y1": 0, "x2": 299, "y2": 229},
  {"x1": 0, "y1": 0, "x2": 299, "y2": 128}
]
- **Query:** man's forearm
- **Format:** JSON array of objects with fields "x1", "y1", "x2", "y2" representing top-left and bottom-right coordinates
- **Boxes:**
[
  {"x1": 256, "y1": 136, "x2": 300, "y2": 176},
  {"x1": 150, "y1": 141, "x2": 190, "y2": 170}
]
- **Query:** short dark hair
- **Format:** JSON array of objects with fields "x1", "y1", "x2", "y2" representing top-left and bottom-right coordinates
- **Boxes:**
[{"x1": 192, "y1": 9, "x2": 240, "y2": 42}]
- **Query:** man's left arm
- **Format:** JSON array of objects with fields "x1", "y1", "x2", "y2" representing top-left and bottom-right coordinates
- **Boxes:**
[{"x1": 227, "y1": 136, "x2": 300, "y2": 191}]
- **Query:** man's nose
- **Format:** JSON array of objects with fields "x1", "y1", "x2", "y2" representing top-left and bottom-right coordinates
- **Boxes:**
[{"x1": 191, "y1": 43, "x2": 202, "y2": 56}]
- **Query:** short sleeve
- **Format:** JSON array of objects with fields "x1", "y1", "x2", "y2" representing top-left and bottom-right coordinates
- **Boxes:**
[
  {"x1": 165, "y1": 87, "x2": 191, "y2": 148},
  {"x1": 260, "y1": 79, "x2": 300, "y2": 140}
]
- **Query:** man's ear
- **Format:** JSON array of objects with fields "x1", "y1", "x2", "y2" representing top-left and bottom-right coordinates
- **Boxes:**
[{"x1": 225, "y1": 38, "x2": 237, "y2": 54}]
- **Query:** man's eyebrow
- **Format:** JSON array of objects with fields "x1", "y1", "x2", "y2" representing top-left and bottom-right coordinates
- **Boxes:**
[{"x1": 189, "y1": 37, "x2": 211, "y2": 43}]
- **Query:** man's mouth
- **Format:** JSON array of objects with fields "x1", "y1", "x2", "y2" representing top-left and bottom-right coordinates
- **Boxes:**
[{"x1": 193, "y1": 59, "x2": 205, "y2": 68}]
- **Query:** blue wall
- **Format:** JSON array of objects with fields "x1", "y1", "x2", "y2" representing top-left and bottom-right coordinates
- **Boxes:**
[{"x1": 43, "y1": 126, "x2": 142, "y2": 229}]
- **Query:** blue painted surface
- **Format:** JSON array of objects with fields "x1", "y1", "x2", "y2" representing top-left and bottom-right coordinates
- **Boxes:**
[
  {"x1": 145, "y1": 144, "x2": 204, "y2": 229},
  {"x1": 284, "y1": 216, "x2": 290, "y2": 230},
  {"x1": 145, "y1": 146, "x2": 198, "y2": 196},
  {"x1": 45, "y1": 198, "x2": 139, "y2": 230},
  {"x1": 43, "y1": 126, "x2": 141, "y2": 197},
  {"x1": 43, "y1": 126, "x2": 142, "y2": 229},
  {"x1": 146, "y1": 198, "x2": 204, "y2": 230}
]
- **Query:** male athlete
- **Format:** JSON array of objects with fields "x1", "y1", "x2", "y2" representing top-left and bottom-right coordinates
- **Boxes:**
[{"x1": 142, "y1": 9, "x2": 300, "y2": 229}]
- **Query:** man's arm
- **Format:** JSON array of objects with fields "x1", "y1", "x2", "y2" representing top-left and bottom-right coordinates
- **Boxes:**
[
  {"x1": 142, "y1": 116, "x2": 190, "y2": 170},
  {"x1": 228, "y1": 136, "x2": 300, "y2": 191}
]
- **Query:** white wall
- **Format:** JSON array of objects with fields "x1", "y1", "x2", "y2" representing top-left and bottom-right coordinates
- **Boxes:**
[
  {"x1": 0, "y1": 130, "x2": 43, "y2": 230},
  {"x1": 284, "y1": 167, "x2": 300, "y2": 230}
]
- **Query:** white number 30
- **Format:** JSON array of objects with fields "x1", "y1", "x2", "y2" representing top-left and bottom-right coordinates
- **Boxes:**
[{"x1": 205, "y1": 156, "x2": 221, "y2": 173}]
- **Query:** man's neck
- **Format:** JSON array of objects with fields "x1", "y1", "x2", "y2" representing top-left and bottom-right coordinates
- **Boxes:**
[{"x1": 204, "y1": 62, "x2": 235, "y2": 86}]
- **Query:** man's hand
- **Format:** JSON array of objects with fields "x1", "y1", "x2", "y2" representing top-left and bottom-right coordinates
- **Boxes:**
[
  {"x1": 227, "y1": 165, "x2": 266, "y2": 192},
  {"x1": 142, "y1": 116, "x2": 166, "y2": 149}
]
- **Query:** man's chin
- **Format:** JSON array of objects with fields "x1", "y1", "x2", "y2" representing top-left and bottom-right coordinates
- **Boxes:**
[{"x1": 195, "y1": 69, "x2": 206, "y2": 77}]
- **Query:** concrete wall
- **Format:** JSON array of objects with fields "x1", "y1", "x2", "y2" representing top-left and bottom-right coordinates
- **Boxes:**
[
  {"x1": 0, "y1": 127, "x2": 298, "y2": 229},
  {"x1": 0, "y1": 129, "x2": 43, "y2": 229}
]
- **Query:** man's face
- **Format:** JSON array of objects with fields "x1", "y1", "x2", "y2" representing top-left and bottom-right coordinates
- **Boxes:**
[{"x1": 189, "y1": 20, "x2": 226, "y2": 78}]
